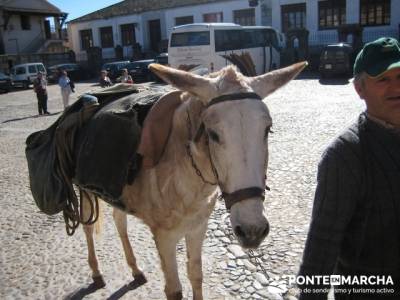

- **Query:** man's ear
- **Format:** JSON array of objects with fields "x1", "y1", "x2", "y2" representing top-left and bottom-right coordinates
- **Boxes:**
[{"x1": 353, "y1": 80, "x2": 365, "y2": 99}]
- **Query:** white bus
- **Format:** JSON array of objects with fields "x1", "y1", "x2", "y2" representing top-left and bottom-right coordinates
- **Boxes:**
[{"x1": 168, "y1": 23, "x2": 282, "y2": 76}]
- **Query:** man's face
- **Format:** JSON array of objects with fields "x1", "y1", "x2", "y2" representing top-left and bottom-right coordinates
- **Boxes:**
[{"x1": 355, "y1": 67, "x2": 400, "y2": 126}]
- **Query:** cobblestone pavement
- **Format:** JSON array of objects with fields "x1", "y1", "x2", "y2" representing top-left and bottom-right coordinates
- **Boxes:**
[{"x1": 0, "y1": 78, "x2": 364, "y2": 300}]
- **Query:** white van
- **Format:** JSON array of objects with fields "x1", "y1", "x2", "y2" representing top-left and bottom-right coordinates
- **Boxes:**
[{"x1": 10, "y1": 63, "x2": 46, "y2": 89}]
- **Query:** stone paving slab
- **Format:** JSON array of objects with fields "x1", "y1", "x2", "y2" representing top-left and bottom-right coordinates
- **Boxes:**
[{"x1": 0, "y1": 78, "x2": 363, "y2": 299}]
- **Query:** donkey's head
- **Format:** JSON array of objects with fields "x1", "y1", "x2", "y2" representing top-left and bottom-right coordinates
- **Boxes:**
[{"x1": 150, "y1": 62, "x2": 307, "y2": 248}]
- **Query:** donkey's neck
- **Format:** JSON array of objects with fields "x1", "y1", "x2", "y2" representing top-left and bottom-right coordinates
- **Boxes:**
[{"x1": 162, "y1": 97, "x2": 218, "y2": 196}]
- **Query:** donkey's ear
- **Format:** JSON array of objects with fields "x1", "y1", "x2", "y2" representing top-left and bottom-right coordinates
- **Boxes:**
[
  {"x1": 247, "y1": 62, "x2": 308, "y2": 99},
  {"x1": 149, "y1": 63, "x2": 215, "y2": 98}
]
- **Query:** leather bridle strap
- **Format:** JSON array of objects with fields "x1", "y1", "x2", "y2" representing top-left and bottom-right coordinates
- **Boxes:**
[
  {"x1": 207, "y1": 92, "x2": 262, "y2": 108},
  {"x1": 222, "y1": 187, "x2": 265, "y2": 210},
  {"x1": 188, "y1": 91, "x2": 267, "y2": 210},
  {"x1": 194, "y1": 92, "x2": 262, "y2": 143}
]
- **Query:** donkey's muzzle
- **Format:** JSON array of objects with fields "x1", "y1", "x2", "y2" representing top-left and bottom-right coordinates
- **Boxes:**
[{"x1": 234, "y1": 219, "x2": 269, "y2": 249}]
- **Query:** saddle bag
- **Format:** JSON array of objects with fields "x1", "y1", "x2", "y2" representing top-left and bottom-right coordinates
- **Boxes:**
[
  {"x1": 26, "y1": 121, "x2": 67, "y2": 215},
  {"x1": 25, "y1": 84, "x2": 141, "y2": 216}
]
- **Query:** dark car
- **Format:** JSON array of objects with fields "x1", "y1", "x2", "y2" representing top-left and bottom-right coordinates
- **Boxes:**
[
  {"x1": 0, "y1": 72, "x2": 12, "y2": 93},
  {"x1": 101, "y1": 61, "x2": 130, "y2": 81},
  {"x1": 155, "y1": 53, "x2": 168, "y2": 65},
  {"x1": 126, "y1": 59, "x2": 156, "y2": 83},
  {"x1": 319, "y1": 43, "x2": 354, "y2": 78},
  {"x1": 48, "y1": 63, "x2": 86, "y2": 83}
]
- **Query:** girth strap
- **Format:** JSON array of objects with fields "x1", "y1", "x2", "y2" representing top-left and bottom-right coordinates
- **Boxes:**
[{"x1": 222, "y1": 187, "x2": 265, "y2": 210}]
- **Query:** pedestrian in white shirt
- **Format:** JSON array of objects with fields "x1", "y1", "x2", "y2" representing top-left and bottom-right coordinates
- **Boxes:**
[{"x1": 58, "y1": 70, "x2": 72, "y2": 108}]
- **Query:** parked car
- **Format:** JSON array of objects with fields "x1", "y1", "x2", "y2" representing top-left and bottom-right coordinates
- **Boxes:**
[
  {"x1": 101, "y1": 61, "x2": 130, "y2": 81},
  {"x1": 0, "y1": 72, "x2": 12, "y2": 93},
  {"x1": 319, "y1": 43, "x2": 354, "y2": 78},
  {"x1": 47, "y1": 63, "x2": 86, "y2": 83},
  {"x1": 126, "y1": 59, "x2": 156, "y2": 83},
  {"x1": 10, "y1": 62, "x2": 46, "y2": 89},
  {"x1": 155, "y1": 52, "x2": 168, "y2": 65}
]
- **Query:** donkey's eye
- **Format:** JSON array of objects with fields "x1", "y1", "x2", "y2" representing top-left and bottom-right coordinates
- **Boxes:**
[
  {"x1": 264, "y1": 126, "x2": 272, "y2": 139},
  {"x1": 207, "y1": 129, "x2": 220, "y2": 143}
]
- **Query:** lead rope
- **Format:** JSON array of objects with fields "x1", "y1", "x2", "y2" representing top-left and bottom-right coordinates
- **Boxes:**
[
  {"x1": 59, "y1": 104, "x2": 101, "y2": 235},
  {"x1": 186, "y1": 109, "x2": 218, "y2": 186},
  {"x1": 225, "y1": 225, "x2": 271, "y2": 281}
]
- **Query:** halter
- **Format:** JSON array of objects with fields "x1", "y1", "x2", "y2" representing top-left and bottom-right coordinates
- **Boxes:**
[{"x1": 186, "y1": 92, "x2": 268, "y2": 210}]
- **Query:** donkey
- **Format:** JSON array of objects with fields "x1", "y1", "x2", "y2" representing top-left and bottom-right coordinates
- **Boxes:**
[{"x1": 80, "y1": 61, "x2": 307, "y2": 300}]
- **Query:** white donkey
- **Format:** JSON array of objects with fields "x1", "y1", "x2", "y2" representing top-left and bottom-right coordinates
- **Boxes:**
[{"x1": 80, "y1": 61, "x2": 307, "y2": 300}]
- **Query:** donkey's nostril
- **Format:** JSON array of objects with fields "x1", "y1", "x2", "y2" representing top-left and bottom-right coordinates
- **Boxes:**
[
  {"x1": 234, "y1": 225, "x2": 245, "y2": 238},
  {"x1": 262, "y1": 222, "x2": 270, "y2": 237}
]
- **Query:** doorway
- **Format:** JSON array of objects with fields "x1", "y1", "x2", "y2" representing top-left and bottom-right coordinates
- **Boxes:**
[{"x1": 148, "y1": 19, "x2": 161, "y2": 52}]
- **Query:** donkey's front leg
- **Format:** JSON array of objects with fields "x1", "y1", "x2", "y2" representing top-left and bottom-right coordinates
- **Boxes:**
[
  {"x1": 154, "y1": 230, "x2": 182, "y2": 300},
  {"x1": 185, "y1": 220, "x2": 208, "y2": 300}
]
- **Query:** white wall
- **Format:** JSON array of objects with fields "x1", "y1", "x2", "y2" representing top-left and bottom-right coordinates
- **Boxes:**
[
  {"x1": 68, "y1": 14, "x2": 142, "y2": 60},
  {"x1": 3, "y1": 15, "x2": 45, "y2": 54},
  {"x1": 164, "y1": 0, "x2": 262, "y2": 38}
]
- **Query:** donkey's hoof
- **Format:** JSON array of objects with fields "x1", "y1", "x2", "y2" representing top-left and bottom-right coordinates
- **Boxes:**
[
  {"x1": 166, "y1": 291, "x2": 183, "y2": 300},
  {"x1": 133, "y1": 273, "x2": 147, "y2": 285},
  {"x1": 92, "y1": 275, "x2": 106, "y2": 289}
]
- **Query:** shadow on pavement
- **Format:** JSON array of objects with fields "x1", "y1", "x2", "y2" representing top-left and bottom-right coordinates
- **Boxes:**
[
  {"x1": 106, "y1": 278, "x2": 147, "y2": 300},
  {"x1": 2, "y1": 112, "x2": 62, "y2": 123},
  {"x1": 63, "y1": 276, "x2": 147, "y2": 300},
  {"x1": 63, "y1": 282, "x2": 103, "y2": 300}
]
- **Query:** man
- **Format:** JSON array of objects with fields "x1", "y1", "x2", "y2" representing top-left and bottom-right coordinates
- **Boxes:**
[
  {"x1": 99, "y1": 70, "x2": 112, "y2": 87},
  {"x1": 298, "y1": 37, "x2": 400, "y2": 300},
  {"x1": 33, "y1": 71, "x2": 49, "y2": 115}
]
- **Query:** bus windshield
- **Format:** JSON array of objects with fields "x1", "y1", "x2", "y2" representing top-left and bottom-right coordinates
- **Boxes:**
[{"x1": 170, "y1": 31, "x2": 210, "y2": 47}]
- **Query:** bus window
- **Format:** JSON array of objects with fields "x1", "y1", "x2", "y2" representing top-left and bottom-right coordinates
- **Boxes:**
[
  {"x1": 215, "y1": 29, "x2": 242, "y2": 51},
  {"x1": 262, "y1": 29, "x2": 279, "y2": 49},
  {"x1": 170, "y1": 31, "x2": 210, "y2": 47}
]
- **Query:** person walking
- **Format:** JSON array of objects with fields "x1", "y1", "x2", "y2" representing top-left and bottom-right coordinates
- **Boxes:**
[
  {"x1": 118, "y1": 68, "x2": 134, "y2": 84},
  {"x1": 298, "y1": 37, "x2": 400, "y2": 299},
  {"x1": 33, "y1": 71, "x2": 49, "y2": 115},
  {"x1": 58, "y1": 70, "x2": 72, "y2": 108},
  {"x1": 99, "y1": 70, "x2": 112, "y2": 87}
]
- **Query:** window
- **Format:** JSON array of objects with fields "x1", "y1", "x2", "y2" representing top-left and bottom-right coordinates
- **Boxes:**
[
  {"x1": 360, "y1": 0, "x2": 390, "y2": 26},
  {"x1": 80, "y1": 29, "x2": 93, "y2": 51},
  {"x1": 37, "y1": 65, "x2": 45, "y2": 73},
  {"x1": 28, "y1": 65, "x2": 37, "y2": 73},
  {"x1": 281, "y1": 3, "x2": 306, "y2": 32},
  {"x1": 175, "y1": 16, "x2": 194, "y2": 26},
  {"x1": 215, "y1": 29, "x2": 273, "y2": 52},
  {"x1": 233, "y1": 8, "x2": 255, "y2": 26},
  {"x1": 100, "y1": 26, "x2": 114, "y2": 48},
  {"x1": 16, "y1": 67, "x2": 26, "y2": 75},
  {"x1": 20, "y1": 15, "x2": 30, "y2": 30},
  {"x1": 319, "y1": 0, "x2": 346, "y2": 29},
  {"x1": 203, "y1": 12, "x2": 223, "y2": 23},
  {"x1": 121, "y1": 23, "x2": 136, "y2": 46},
  {"x1": 170, "y1": 31, "x2": 210, "y2": 47}
]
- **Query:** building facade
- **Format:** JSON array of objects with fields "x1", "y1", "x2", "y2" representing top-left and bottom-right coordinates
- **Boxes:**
[
  {"x1": 271, "y1": 0, "x2": 399, "y2": 46},
  {"x1": 67, "y1": 0, "x2": 265, "y2": 61},
  {"x1": 0, "y1": 0, "x2": 68, "y2": 55},
  {"x1": 67, "y1": 0, "x2": 399, "y2": 62}
]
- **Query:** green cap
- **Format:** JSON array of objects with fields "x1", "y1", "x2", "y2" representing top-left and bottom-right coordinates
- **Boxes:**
[{"x1": 353, "y1": 37, "x2": 400, "y2": 77}]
